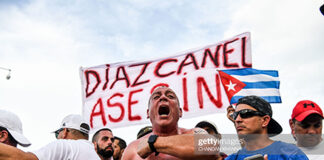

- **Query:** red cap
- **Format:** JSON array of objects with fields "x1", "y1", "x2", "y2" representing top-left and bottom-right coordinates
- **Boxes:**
[{"x1": 291, "y1": 100, "x2": 323, "y2": 121}]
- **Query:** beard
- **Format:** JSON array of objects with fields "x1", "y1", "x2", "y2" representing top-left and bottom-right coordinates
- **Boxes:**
[{"x1": 97, "y1": 144, "x2": 114, "y2": 158}]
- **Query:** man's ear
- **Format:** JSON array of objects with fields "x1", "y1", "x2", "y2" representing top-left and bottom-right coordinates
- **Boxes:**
[
  {"x1": 120, "y1": 148, "x2": 125, "y2": 155},
  {"x1": 93, "y1": 141, "x2": 98, "y2": 151},
  {"x1": 262, "y1": 115, "x2": 271, "y2": 127},
  {"x1": 289, "y1": 119, "x2": 295, "y2": 135},
  {"x1": 120, "y1": 148, "x2": 126, "y2": 159},
  {"x1": 179, "y1": 107, "x2": 183, "y2": 118},
  {"x1": 0, "y1": 130, "x2": 9, "y2": 143},
  {"x1": 147, "y1": 109, "x2": 150, "y2": 119}
]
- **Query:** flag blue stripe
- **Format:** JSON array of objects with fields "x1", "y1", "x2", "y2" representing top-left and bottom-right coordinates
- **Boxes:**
[
  {"x1": 242, "y1": 81, "x2": 280, "y2": 89},
  {"x1": 230, "y1": 96, "x2": 282, "y2": 104},
  {"x1": 222, "y1": 68, "x2": 278, "y2": 77}
]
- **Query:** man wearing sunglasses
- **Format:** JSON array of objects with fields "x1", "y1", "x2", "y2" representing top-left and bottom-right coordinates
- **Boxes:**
[
  {"x1": 0, "y1": 114, "x2": 100, "y2": 160},
  {"x1": 226, "y1": 96, "x2": 308, "y2": 160},
  {"x1": 289, "y1": 100, "x2": 324, "y2": 160}
]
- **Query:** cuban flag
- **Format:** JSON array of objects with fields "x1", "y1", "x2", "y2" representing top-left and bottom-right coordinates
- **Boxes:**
[{"x1": 219, "y1": 68, "x2": 281, "y2": 104}]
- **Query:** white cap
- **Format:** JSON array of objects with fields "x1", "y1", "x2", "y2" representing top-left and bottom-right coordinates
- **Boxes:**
[
  {"x1": 195, "y1": 120, "x2": 220, "y2": 135},
  {"x1": 54, "y1": 114, "x2": 90, "y2": 134},
  {"x1": 0, "y1": 109, "x2": 31, "y2": 147}
]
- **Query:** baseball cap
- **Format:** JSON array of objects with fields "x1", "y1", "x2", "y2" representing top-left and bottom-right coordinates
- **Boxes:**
[
  {"x1": 237, "y1": 95, "x2": 283, "y2": 136},
  {"x1": 53, "y1": 114, "x2": 90, "y2": 134},
  {"x1": 291, "y1": 100, "x2": 323, "y2": 122},
  {"x1": 195, "y1": 120, "x2": 219, "y2": 135},
  {"x1": 0, "y1": 109, "x2": 31, "y2": 147}
]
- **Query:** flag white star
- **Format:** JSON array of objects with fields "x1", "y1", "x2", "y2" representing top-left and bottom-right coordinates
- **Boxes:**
[{"x1": 226, "y1": 80, "x2": 237, "y2": 91}]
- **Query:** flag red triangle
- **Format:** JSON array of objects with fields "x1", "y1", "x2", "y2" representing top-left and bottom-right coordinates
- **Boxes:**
[{"x1": 218, "y1": 71, "x2": 246, "y2": 103}]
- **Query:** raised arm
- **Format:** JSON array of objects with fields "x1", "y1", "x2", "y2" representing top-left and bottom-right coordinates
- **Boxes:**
[
  {"x1": 0, "y1": 143, "x2": 38, "y2": 160},
  {"x1": 137, "y1": 129, "x2": 220, "y2": 160}
]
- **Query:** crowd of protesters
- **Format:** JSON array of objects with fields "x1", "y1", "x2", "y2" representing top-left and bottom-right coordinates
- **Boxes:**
[{"x1": 0, "y1": 86, "x2": 323, "y2": 160}]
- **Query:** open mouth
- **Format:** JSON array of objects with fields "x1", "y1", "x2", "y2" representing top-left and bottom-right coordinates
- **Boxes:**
[{"x1": 158, "y1": 105, "x2": 170, "y2": 116}]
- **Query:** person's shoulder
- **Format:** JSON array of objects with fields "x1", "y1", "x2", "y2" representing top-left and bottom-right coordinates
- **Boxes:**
[
  {"x1": 122, "y1": 137, "x2": 143, "y2": 160},
  {"x1": 44, "y1": 139, "x2": 92, "y2": 149},
  {"x1": 75, "y1": 139, "x2": 97, "y2": 149},
  {"x1": 180, "y1": 127, "x2": 194, "y2": 134},
  {"x1": 54, "y1": 139, "x2": 86, "y2": 145},
  {"x1": 130, "y1": 132, "x2": 152, "y2": 144},
  {"x1": 275, "y1": 141, "x2": 299, "y2": 149},
  {"x1": 126, "y1": 139, "x2": 141, "y2": 149},
  {"x1": 123, "y1": 134, "x2": 149, "y2": 157},
  {"x1": 31, "y1": 140, "x2": 72, "y2": 159},
  {"x1": 45, "y1": 139, "x2": 69, "y2": 146},
  {"x1": 50, "y1": 139, "x2": 91, "y2": 149},
  {"x1": 272, "y1": 141, "x2": 301, "y2": 151},
  {"x1": 179, "y1": 127, "x2": 207, "y2": 134},
  {"x1": 275, "y1": 141, "x2": 308, "y2": 157}
]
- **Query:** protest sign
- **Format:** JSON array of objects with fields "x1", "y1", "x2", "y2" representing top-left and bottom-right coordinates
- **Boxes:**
[{"x1": 80, "y1": 32, "x2": 252, "y2": 129}]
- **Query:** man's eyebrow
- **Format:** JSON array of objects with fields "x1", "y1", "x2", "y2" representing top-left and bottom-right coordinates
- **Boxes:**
[
  {"x1": 152, "y1": 91, "x2": 161, "y2": 95},
  {"x1": 150, "y1": 91, "x2": 161, "y2": 99},
  {"x1": 165, "y1": 90, "x2": 175, "y2": 95}
]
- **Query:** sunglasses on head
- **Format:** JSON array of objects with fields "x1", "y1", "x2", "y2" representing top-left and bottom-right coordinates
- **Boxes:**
[
  {"x1": 232, "y1": 109, "x2": 265, "y2": 120},
  {"x1": 54, "y1": 128, "x2": 64, "y2": 139}
]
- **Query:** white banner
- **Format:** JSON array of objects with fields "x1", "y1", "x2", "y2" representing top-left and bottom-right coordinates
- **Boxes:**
[{"x1": 80, "y1": 32, "x2": 252, "y2": 130}]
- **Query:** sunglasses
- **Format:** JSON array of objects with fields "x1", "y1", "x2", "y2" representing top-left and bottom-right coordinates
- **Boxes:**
[
  {"x1": 232, "y1": 109, "x2": 265, "y2": 120},
  {"x1": 54, "y1": 128, "x2": 64, "y2": 139}
]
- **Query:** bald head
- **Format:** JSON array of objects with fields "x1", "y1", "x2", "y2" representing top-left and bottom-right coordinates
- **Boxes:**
[{"x1": 148, "y1": 86, "x2": 180, "y2": 109}]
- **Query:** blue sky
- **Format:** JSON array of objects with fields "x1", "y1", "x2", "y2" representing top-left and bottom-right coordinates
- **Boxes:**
[{"x1": 0, "y1": 0, "x2": 323, "y2": 152}]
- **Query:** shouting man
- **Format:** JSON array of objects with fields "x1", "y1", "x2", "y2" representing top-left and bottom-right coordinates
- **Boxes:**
[{"x1": 122, "y1": 86, "x2": 218, "y2": 160}]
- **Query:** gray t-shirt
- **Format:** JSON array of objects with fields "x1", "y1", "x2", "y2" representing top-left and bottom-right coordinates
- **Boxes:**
[{"x1": 299, "y1": 140, "x2": 324, "y2": 160}]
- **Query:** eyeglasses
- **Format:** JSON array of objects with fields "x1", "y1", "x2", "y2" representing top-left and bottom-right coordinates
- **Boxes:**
[
  {"x1": 232, "y1": 109, "x2": 265, "y2": 120},
  {"x1": 54, "y1": 128, "x2": 64, "y2": 139}
]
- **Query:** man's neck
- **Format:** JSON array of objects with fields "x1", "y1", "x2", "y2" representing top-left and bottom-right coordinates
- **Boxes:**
[
  {"x1": 243, "y1": 134, "x2": 274, "y2": 151},
  {"x1": 153, "y1": 125, "x2": 179, "y2": 136}
]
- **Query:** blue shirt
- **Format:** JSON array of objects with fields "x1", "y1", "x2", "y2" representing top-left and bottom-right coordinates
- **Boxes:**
[{"x1": 225, "y1": 141, "x2": 308, "y2": 160}]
